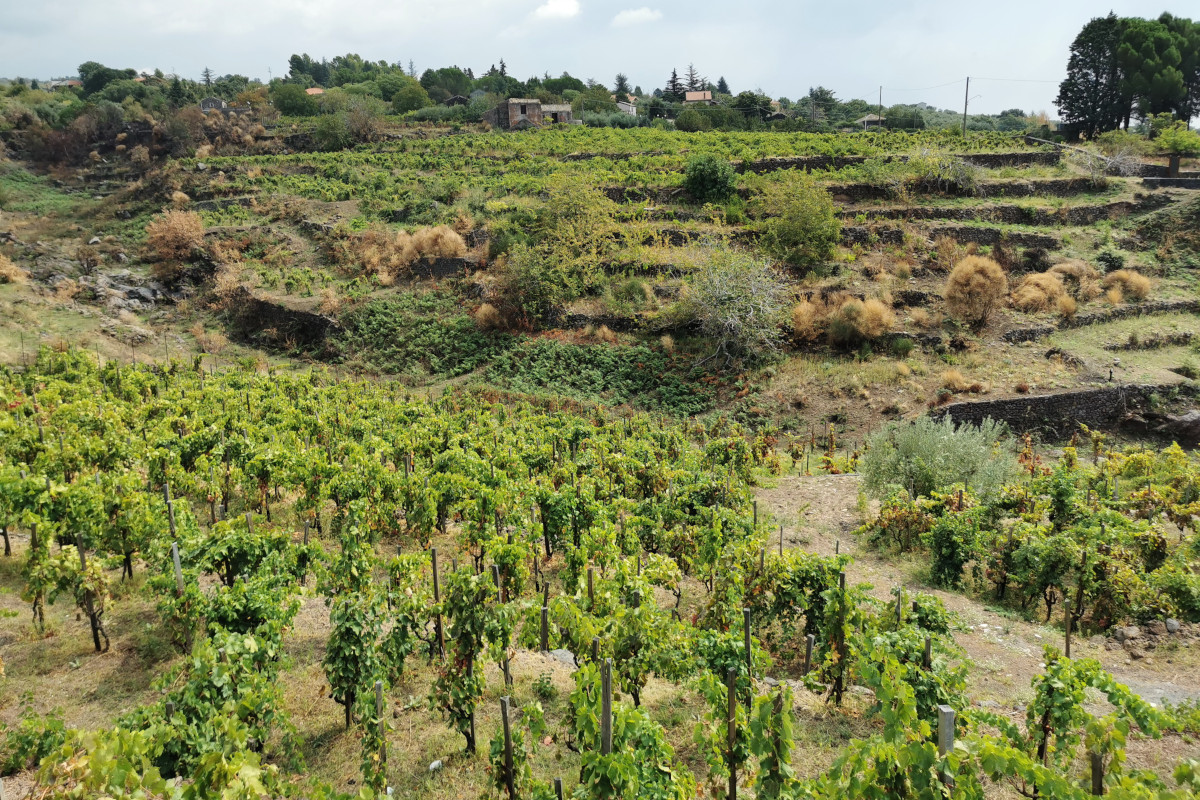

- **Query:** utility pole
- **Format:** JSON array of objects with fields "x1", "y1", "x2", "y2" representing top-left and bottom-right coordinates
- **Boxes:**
[
  {"x1": 962, "y1": 77, "x2": 970, "y2": 136},
  {"x1": 878, "y1": 86, "x2": 883, "y2": 130}
]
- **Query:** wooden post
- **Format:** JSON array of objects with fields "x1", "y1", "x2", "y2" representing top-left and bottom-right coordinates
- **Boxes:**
[
  {"x1": 726, "y1": 666, "x2": 738, "y2": 800},
  {"x1": 432, "y1": 548, "x2": 444, "y2": 659},
  {"x1": 896, "y1": 587, "x2": 903, "y2": 626},
  {"x1": 492, "y1": 564, "x2": 503, "y2": 603},
  {"x1": 923, "y1": 636, "x2": 933, "y2": 670},
  {"x1": 165, "y1": 701, "x2": 175, "y2": 718},
  {"x1": 467, "y1": 659, "x2": 476, "y2": 753},
  {"x1": 743, "y1": 608, "x2": 752, "y2": 682},
  {"x1": 591, "y1": 636, "x2": 600, "y2": 663},
  {"x1": 554, "y1": 778, "x2": 563, "y2": 800},
  {"x1": 300, "y1": 522, "x2": 309, "y2": 586},
  {"x1": 937, "y1": 705, "x2": 955, "y2": 756},
  {"x1": 540, "y1": 606, "x2": 549, "y2": 652},
  {"x1": 500, "y1": 697, "x2": 515, "y2": 800},
  {"x1": 835, "y1": 539, "x2": 839, "y2": 555},
  {"x1": 587, "y1": 566, "x2": 594, "y2": 607},
  {"x1": 375, "y1": 680, "x2": 387, "y2": 777},
  {"x1": 601, "y1": 658, "x2": 613, "y2": 755},
  {"x1": 171, "y1": 541, "x2": 185, "y2": 595},
  {"x1": 779, "y1": 525, "x2": 784, "y2": 556},
  {"x1": 804, "y1": 633, "x2": 815, "y2": 674},
  {"x1": 1090, "y1": 752, "x2": 1105, "y2": 796}
]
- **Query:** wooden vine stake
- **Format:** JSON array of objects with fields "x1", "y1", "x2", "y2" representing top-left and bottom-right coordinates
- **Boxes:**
[
  {"x1": 937, "y1": 705, "x2": 955, "y2": 755},
  {"x1": 600, "y1": 658, "x2": 613, "y2": 756},
  {"x1": 500, "y1": 697, "x2": 515, "y2": 800},
  {"x1": 540, "y1": 605, "x2": 549, "y2": 652},
  {"x1": 1090, "y1": 752, "x2": 1105, "y2": 796},
  {"x1": 743, "y1": 608, "x2": 752, "y2": 683},
  {"x1": 553, "y1": 777, "x2": 563, "y2": 800},
  {"x1": 375, "y1": 680, "x2": 387, "y2": 781},
  {"x1": 726, "y1": 666, "x2": 738, "y2": 800},
  {"x1": 171, "y1": 541, "x2": 185, "y2": 596},
  {"x1": 431, "y1": 548, "x2": 445, "y2": 659},
  {"x1": 803, "y1": 633, "x2": 815, "y2": 675}
]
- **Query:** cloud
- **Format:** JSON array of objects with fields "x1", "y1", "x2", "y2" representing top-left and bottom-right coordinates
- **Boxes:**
[
  {"x1": 611, "y1": 7, "x2": 662, "y2": 26},
  {"x1": 532, "y1": 0, "x2": 580, "y2": 20}
]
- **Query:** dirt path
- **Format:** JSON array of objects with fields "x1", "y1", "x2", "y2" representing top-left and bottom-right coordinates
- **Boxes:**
[{"x1": 757, "y1": 474, "x2": 1200, "y2": 710}]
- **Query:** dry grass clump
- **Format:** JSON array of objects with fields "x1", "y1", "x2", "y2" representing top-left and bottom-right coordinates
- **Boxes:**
[
  {"x1": 170, "y1": 190, "x2": 191, "y2": 207},
  {"x1": 473, "y1": 303, "x2": 505, "y2": 331},
  {"x1": 909, "y1": 308, "x2": 943, "y2": 330},
  {"x1": 791, "y1": 298, "x2": 827, "y2": 342},
  {"x1": 594, "y1": 324, "x2": 618, "y2": 344},
  {"x1": 1102, "y1": 269, "x2": 1151, "y2": 301},
  {"x1": 0, "y1": 253, "x2": 28, "y2": 284},
  {"x1": 337, "y1": 225, "x2": 467, "y2": 280},
  {"x1": 318, "y1": 287, "x2": 342, "y2": 314},
  {"x1": 944, "y1": 255, "x2": 1008, "y2": 329},
  {"x1": 1106, "y1": 287, "x2": 1124, "y2": 305},
  {"x1": 942, "y1": 369, "x2": 970, "y2": 392},
  {"x1": 145, "y1": 210, "x2": 205, "y2": 264},
  {"x1": 659, "y1": 334, "x2": 675, "y2": 353},
  {"x1": 1011, "y1": 272, "x2": 1066, "y2": 312},
  {"x1": 54, "y1": 278, "x2": 80, "y2": 302},
  {"x1": 1057, "y1": 295, "x2": 1077, "y2": 318},
  {"x1": 932, "y1": 236, "x2": 961, "y2": 271},
  {"x1": 188, "y1": 323, "x2": 229, "y2": 353},
  {"x1": 1049, "y1": 260, "x2": 1103, "y2": 302},
  {"x1": 828, "y1": 297, "x2": 895, "y2": 346}
]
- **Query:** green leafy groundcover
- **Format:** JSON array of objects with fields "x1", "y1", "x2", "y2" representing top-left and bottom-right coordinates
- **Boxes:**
[
  {"x1": 329, "y1": 293, "x2": 514, "y2": 378},
  {"x1": 484, "y1": 338, "x2": 714, "y2": 415}
]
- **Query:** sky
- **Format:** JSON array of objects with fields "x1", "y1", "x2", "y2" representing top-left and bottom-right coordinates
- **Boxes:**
[{"x1": 0, "y1": 0, "x2": 1187, "y2": 116}]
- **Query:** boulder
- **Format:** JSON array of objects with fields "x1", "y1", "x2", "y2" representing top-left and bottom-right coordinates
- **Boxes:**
[
  {"x1": 1166, "y1": 619, "x2": 1181, "y2": 634},
  {"x1": 1114, "y1": 625, "x2": 1140, "y2": 643},
  {"x1": 1146, "y1": 620, "x2": 1167, "y2": 636},
  {"x1": 1157, "y1": 411, "x2": 1200, "y2": 446}
]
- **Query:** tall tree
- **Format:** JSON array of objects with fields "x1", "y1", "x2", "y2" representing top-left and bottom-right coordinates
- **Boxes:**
[
  {"x1": 1117, "y1": 17, "x2": 1187, "y2": 123},
  {"x1": 717, "y1": 76, "x2": 730, "y2": 95},
  {"x1": 1054, "y1": 14, "x2": 1129, "y2": 136},
  {"x1": 665, "y1": 68, "x2": 684, "y2": 102},
  {"x1": 613, "y1": 73, "x2": 631, "y2": 102},
  {"x1": 684, "y1": 63, "x2": 705, "y2": 93},
  {"x1": 201, "y1": 66, "x2": 213, "y2": 89},
  {"x1": 1158, "y1": 13, "x2": 1200, "y2": 121}
]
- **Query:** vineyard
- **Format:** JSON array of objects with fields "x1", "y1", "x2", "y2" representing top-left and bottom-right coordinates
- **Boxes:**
[{"x1": 0, "y1": 348, "x2": 1198, "y2": 799}]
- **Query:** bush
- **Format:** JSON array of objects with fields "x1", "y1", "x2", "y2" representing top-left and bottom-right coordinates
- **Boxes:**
[
  {"x1": 827, "y1": 298, "x2": 894, "y2": 347},
  {"x1": 860, "y1": 415, "x2": 1017, "y2": 500},
  {"x1": 751, "y1": 173, "x2": 841, "y2": 268},
  {"x1": 1010, "y1": 272, "x2": 1066, "y2": 312},
  {"x1": 675, "y1": 108, "x2": 712, "y2": 132},
  {"x1": 944, "y1": 255, "x2": 1008, "y2": 329},
  {"x1": 0, "y1": 253, "x2": 26, "y2": 284},
  {"x1": 925, "y1": 509, "x2": 983, "y2": 589},
  {"x1": 683, "y1": 154, "x2": 736, "y2": 204},
  {"x1": 675, "y1": 245, "x2": 787, "y2": 366},
  {"x1": 145, "y1": 210, "x2": 204, "y2": 265},
  {"x1": 270, "y1": 83, "x2": 318, "y2": 116},
  {"x1": 393, "y1": 82, "x2": 433, "y2": 114},
  {"x1": 1103, "y1": 269, "x2": 1151, "y2": 301},
  {"x1": 313, "y1": 113, "x2": 353, "y2": 151}
]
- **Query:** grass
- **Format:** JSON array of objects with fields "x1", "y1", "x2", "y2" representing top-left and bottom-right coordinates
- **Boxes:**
[
  {"x1": 1049, "y1": 313, "x2": 1200, "y2": 385},
  {"x1": 0, "y1": 163, "x2": 92, "y2": 217}
]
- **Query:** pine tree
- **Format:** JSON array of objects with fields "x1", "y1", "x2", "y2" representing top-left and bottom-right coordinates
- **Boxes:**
[
  {"x1": 201, "y1": 66, "x2": 213, "y2": 89},
  {"x1": 1054, "y1": 13, "x2": 1130, "y2": 137},
  {"x1": 614, "y1": 73, "x2": 632, "y2": 101},
  {"x1": 717, "y1": 76, "x2": 730, "y2": 95},
  {"x1": 684, "y1": 63, "x2": 705, "y2": 93},
  {"x1": 499, "y1": 59, "x2": 508, "y2": 77},
  {"x1": 665, "y1": 68, "x2": 683, "y2": 102}
]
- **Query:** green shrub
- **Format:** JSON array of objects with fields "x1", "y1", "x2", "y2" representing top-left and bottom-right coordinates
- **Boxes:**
[
  {"x1": 860, "y1": 415, "x2": 1017, "y2": 499},
  {"x1": 270, "y1": 83, "x2": 318, "y2": 116},
  {"x1": 392, "y1": 82, "x2": 433, "y2": 114},
  {"x1": 750, "y1": 172, "x2": 841, "y2": 268},
  {"x1": 924, "y1": 508, "x2": 984, "y2": 588},
  {"x1": 684, "y1": 154, "x2": 737, "y2": 204},
  {"x1": 1, "y1": 699, "x2": 67, "y2": 775},
  {"x1": 313, "y1": 113, "x2": 353, "y2": 151},
  {"x1": 675, "y1": 108, "x2": 712, "y2": 133}
]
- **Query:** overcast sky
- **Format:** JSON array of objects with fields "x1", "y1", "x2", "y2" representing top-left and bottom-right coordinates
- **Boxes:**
[{"x1": 0, "y1": 1, "x2": 1186, "y2": 115}]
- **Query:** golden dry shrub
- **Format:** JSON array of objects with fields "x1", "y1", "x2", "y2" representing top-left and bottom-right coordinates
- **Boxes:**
[
  {"x1": 411, "y1": 226, "x2": 467, "y2": 262},
  {"x1": 1010, "y1": 272, "x2": 1066, "y2": 312},
  {"x1": 170, "y1": 190, "x2": 191, "y2": 207},
  {"x1": 942, "y1": 369, "x2": 970, "y2": 392},
  {"x1": 473, "y1": 302, "x2": 505, "y2": 331},
  {"x1": 791, "y1": 298, "x2": 828, "y2": 342},
  {"x1": 1058, "y1": 294, "x2": 1077, "y2": 318},
  {"x1": 0, "y1": 252, "x2": 27, "y2": 284},
  {"x1": 659, "y1": 334, "x2": 675, "y2": 353},
  {"x1": 1103, "y1": 269, "x2": 1151, "y2": 301},
  {"x1": 859, "y1": 298, "x2": 895, "y2": 337},
  {"x1": 595, "y1": 324, "x2": 618, "y2": 344},
  {"x1": 1049, "y1": 260, "x2": 1102, "y2": 302},
  {"x1": 146, "y1": 210, "x2": 205, "y2": 262},
  {"x1": 318, "y1": 286, "x2": 342, "y2": 314},
  {"x1": 944, "y1": 255, "x2": 1008, "y2": 329},
  {"x1": 1106, "y1": 286, "x2": 1124, "y2": 305},
  {"x1": 909, "y1": 308, "x2": 942, "y2": 329}
]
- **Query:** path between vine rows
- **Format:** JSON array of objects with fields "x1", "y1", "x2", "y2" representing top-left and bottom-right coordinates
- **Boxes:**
[{"x1": 756, "y1": 475, "x2": 1200, "y2": 736}]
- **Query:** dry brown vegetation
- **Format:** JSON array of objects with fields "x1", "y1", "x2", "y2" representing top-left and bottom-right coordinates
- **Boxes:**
[
  {"x1": 791, "y1": 295, "x2": 893, "y2": 346},
  {"x1": 944, "y1": 255, "x2": 1008, "y2": 329},
  {"x1": 473, "y1": 302, "x2": 505, "y2": 331},
  {"x1": 0, "y1": 252, "x2": 28, "y2": 284},
  {"x1": 1103, "y1": 269, "x2": 1152, "y2": 301},
  {"x1": 1011, "y1": 273, "x2": 1066, "y2": 312},
  {"x1": 333, "y1": 225, "x2": 467, "y2": 281},
  {"x1": 145, "y1": 210, "x2": 205, "y2": 268}
]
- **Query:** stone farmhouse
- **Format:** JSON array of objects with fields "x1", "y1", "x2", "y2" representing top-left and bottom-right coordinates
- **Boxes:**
[{"x1": 484, "y1": 98, "x2": 577, "y2": 129}]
